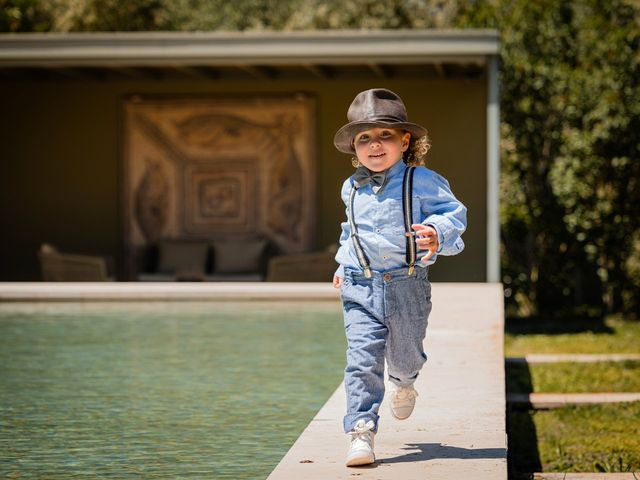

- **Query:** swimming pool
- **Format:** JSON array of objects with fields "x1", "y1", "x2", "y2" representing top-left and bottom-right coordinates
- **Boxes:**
[{"x1": 0, "y1": 301, "x2": 345, "y2": 479}]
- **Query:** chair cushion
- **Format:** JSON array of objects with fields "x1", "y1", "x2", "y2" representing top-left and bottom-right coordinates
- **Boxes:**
[
  {"x1": 157, "y1": 240, "x2": 209, "y2": 274},
  {"x1": 212, "y1": 239, "x2": 267, "y2": 274}
]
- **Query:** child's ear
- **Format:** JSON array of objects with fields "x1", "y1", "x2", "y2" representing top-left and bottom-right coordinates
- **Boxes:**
[{"x1": 401, "y1": 132, "x2": 411, "y2": 151}]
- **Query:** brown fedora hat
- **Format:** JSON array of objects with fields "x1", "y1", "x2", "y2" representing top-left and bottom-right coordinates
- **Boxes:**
[{"x1": 334, "y1": 88, "x2": 428, "y2": 154}]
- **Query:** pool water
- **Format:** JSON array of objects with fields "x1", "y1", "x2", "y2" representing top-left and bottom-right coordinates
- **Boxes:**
[{"x1": 0, "y1": 301, "x2": 346, "y2": 479}]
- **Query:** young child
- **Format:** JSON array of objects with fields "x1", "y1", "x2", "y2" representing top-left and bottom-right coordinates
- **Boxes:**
[{"x1": 332, "y1": 88, "x2": 467, "y2": 466}]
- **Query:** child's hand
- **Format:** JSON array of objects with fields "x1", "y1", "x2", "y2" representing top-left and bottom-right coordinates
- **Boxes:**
[
  {"x1": 411, "y1": 223, "x2": 439, "y2": 262},
  {"x1": 333, "y1": 275, "x2": 343, "y2": 288}
]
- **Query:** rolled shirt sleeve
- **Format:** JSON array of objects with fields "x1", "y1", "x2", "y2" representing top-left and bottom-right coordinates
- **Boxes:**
[{"x1": 417, "y1": 169, "x2": 467, "y2": 256}]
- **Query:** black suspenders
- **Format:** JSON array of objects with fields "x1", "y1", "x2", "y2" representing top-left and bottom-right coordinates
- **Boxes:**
[
  {"x1": 348, "y1": 186, "x2": 373, "y2": 278},
  {"x1": 402, "y1": 166, "x2": 417, "y2": 275},
  {"x1": 348, "y1": 166, "x2": 417, "y2": 278}
]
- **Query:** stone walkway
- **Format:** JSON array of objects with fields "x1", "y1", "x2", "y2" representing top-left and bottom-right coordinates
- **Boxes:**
[
  {"x1": 267, "y1": 283, "x2": 507, "y2": 480},
  {"x1": 506, "y1": 354, "x2": 640, "y2": 364},
  {"x1": 533, "y1": 474, "x2": 640, "y2": 479},
  {"x1": 508, "y1": 392, "x2": 640, "y2": 409}
]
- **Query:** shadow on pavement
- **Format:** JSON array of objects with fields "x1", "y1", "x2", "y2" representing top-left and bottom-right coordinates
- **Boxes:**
[
  {"x1": 379, "y1": 443, "x2": 507, "y2": 464},
  {"x1": 505, "y1": 314, "x2": 612, "y2": 335}
]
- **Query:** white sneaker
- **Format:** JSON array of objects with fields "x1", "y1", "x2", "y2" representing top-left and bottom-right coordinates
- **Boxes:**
[
  {"x1": 389, "y1": 384, "x2": 418, "y2": 420},
  {"x1": 345, "y1": 419, "x2": 375, "y2": 466}
]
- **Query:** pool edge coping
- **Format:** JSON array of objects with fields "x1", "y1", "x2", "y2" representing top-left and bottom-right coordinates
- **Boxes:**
[{"x1": 0, "y1": 282, "x2": 495, "y2": 302}]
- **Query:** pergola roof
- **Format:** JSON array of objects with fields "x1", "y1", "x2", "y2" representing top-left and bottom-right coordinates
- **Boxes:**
[{"x1": 0, "y1": 29, "x2": 499, "y2": 81}]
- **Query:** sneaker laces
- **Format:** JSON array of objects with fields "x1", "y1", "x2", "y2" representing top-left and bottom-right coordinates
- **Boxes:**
[
  {"x1": 393, "y1": 386, "x2": 418, "y2": 401},
  {"x1": 349, "y1": 420, "x2": 375, "y2": 441}
]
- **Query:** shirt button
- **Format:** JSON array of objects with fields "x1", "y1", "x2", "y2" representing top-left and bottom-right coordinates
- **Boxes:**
[{"x1": 383, "y1": 273, "x2": 392, "y2": 281}]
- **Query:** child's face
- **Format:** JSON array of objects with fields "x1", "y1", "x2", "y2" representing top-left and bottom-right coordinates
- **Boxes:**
[{"x1": 353, "y1": 127, "x2": 411, "y2": 172}]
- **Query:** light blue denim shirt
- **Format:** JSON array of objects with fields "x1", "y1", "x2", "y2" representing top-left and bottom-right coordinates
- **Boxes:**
[{"x1": 335, "y1": 160, "x2": 467, "y2": 278}]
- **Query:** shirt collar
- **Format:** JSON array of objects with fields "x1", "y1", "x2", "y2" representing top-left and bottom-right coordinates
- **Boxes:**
[{"x1": 386, "y1": 159, "x2": 407, "y2": 179}]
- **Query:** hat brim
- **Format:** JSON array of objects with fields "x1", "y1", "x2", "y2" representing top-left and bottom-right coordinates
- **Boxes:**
[{"x1": 333, "y1": 121, "x2": 428, "y2": 154}]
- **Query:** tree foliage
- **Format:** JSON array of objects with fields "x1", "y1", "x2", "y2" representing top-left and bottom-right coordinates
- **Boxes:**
[
  {"x1": 0, "y1": 0, "x2": 55, "y2": 31},
  {"x1": 0, "y1": 0, "x2": 456, "y2": 32},
  {"x1": 457, "y1": 0, "x2": 640, "y2": 318}
]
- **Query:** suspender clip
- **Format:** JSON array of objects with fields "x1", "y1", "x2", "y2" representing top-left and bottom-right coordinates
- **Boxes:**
[
  {"x1": 364, "y1": 267, "x2": 372, "y2": 279},
  {"x1": 408, "y1": 265, "x2": 415, "y2": 276}
]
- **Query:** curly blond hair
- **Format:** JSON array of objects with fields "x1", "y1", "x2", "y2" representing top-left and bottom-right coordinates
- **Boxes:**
[
  {"x1": 404, "y1": 134, "x2": 431, "y2": 167},
  {"x1": 351, "y1": 132, "x2": 431, "y2": 168}
]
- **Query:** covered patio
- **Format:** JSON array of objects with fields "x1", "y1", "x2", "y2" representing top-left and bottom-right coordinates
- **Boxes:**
[{"x1": 0, "y1": 30, "x2": 499, "y2": 283}]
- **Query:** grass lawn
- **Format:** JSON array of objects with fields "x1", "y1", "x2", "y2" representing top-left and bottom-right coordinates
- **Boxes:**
[
  {"x1": 505, "y1": 315, "x2": 640, "y2": 356},
  {"x1": 508, "y1": 402, "x2": 640, "y2": 474},
  {"x1": 506, "y1": 361, "x2": 640, "y2": 393},
  {"x1": 505, "y1": 315, "x2": 640, "y2": 476}
]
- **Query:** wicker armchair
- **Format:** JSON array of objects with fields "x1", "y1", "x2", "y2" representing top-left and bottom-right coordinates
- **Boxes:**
[
  {"x1": 38, "y1": 244, "x2": 109, "y2": 281},
  {"x1": 266, "y1": 245, "x2": 338, "y2": 282}
]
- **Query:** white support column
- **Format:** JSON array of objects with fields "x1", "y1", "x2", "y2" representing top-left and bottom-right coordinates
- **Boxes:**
[{"x1": 486, "y1": 55, "x2": 501, "y2": 283}]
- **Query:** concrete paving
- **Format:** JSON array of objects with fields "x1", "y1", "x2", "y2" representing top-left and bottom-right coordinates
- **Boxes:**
[
  {"x1": 506, "y1": 354, "x2": 640, "y2": 364},
  {"x1": 508, "y1": 392, "x2": 640, "y2": 409},
  {"x1": 533, "y1": 474, "x2": 640, "y2": 479},
  {"x1": 267, "y1": 283, "x2": 507, "y2": 480}
]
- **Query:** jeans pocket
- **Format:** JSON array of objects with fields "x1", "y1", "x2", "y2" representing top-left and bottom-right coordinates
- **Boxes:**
[
  {"x1": 405, "y1": 277, "x2": 431, "y2": 319},
  {"x1": 423, "y1": 278, "x2": 432, "y2": 302}
]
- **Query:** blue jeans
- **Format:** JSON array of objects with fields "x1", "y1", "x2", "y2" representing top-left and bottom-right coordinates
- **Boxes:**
[{"x1": 340, "y1": 266, "x2": 432, "y2": 433}]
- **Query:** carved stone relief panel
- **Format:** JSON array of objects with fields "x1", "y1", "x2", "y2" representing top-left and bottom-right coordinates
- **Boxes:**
[{"x1": 123, "y1": 95, "x2": 316, "y2": 278}]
